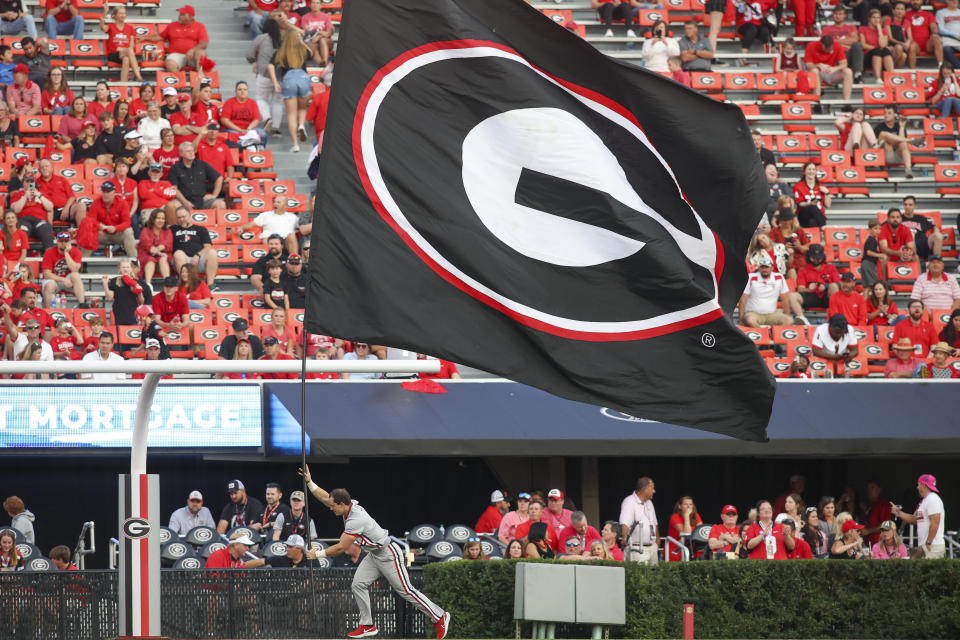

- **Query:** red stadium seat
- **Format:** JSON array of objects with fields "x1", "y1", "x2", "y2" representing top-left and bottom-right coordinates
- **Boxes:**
[
  {"x1": 117, "y1": 325, "x2": 142, "y2": 345},
  {"x1": 895, "y1": 86, "x2": 925, "y2": 104},
  {"x1": 229, "y1": 180, "x2": 263, "y2": 198},
  {"x1": 863, "y1": 86, "x2": 894, "y2": 104},
  {"x1": 757, "y1": 73, "x2": 785, "y2": 92},
  {"x1": 739, "y1": 326, "x2": 772, "y2": 346},
  {"x1": 690, "y1": 72, "x2": 722, "y2": 91},
  {"x1": 854, "y1": 148, "x2": 885, "y2": 167},
  {"x1": 781, "y1": 103, "x2": 811, "y2": 120},
  {"x1": 723, "y1": 72, "x2": 755, "y2": 90},
  {"x1": 934, "y1": 165, "x2": 960, "y2": 182}
]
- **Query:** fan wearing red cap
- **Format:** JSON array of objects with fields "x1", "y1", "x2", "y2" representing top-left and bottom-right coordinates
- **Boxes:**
[
  {"x1": 745, "y1": 500, "x2": 795, "y2": 560},
  {"x1": 8, "y1": 63, "x2": 40, "y2": 116},
  {"x1": 707, "y1": 505, "x2": 741, "y2": 557},
  {"x1": 257, "y1": 335, "x2": 297, "y2": 380},
  {"x1": 139, "y1": 5, "x2": 209, "y2": 73},
  {"x1": 891, "y1": 474, "x2": 945, "y2": 558},
  {"x1": 540, "y1": 488, "x2": 573, "y2": 530},
  {"x1": 41, "y1": 231, "x2": 90, "y2": 308},
  {"x1": 829, "y1": 518, "x2": 865, "y2": 559}
]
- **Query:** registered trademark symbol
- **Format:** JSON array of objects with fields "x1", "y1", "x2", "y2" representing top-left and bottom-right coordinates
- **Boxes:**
[{"x1": 701, "y1": 333, "x2": 716, "y2": 348}]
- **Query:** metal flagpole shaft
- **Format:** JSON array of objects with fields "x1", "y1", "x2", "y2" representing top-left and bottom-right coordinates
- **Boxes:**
[{"x1": 131, "y1": 373, "x2": 161, "y2": 477}]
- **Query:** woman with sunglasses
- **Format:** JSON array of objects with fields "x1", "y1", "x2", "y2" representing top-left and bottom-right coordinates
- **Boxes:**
[
  {"x1": 870, "y1": 520, "x2": 908, "y2": 559},
  {"x1": 340, "y1": 342, "x2": 380, "y2": 380},
  {"x1": 462, "y1": 538, "x2": 486, "y2": 560}
]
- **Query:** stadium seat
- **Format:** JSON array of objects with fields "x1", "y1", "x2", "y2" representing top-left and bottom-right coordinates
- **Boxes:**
[{"x1": 117, "y1": 325, "x2": 142, "y2": 346}]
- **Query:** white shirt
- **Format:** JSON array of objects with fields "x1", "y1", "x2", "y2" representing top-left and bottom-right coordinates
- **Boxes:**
[
  {"x1": 916, "y1": 492, "x2": 945, "y2": 546},
  {"x1": 137, "y1": 116, "x2": 171, "y2": 150},
  {"x1": 641, "y1": 37, "x2": 680, "y2": 73},
  {"x1": 342, "y1": 352, "x2": 380, "y2": 380},
  {"x1": 743, "y1": 272, "x2": 788, "y2": 314},
  {"x1": 618, "y1": 492, "x2": 658, "y2": 546},
  {"x1": 936, "y1": 7, "x2": 960, "y2": 40},
  {"x1": 253, "y1": 211, "x2": 300, "y2": 240},
  {"x1": 81, "y1": 350, "x2": 126, "y2": 380},
  {"x1": 811, "y1": 324, "x2": 858, "y2": 355},
  {"x1": 13, "y1": 333, "x2": 53, "y2": 361}
]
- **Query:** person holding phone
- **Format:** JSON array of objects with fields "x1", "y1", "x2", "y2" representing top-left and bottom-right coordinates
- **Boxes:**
[{"x1": 641, "y1": 20, "x2": 680, "y2": 72}]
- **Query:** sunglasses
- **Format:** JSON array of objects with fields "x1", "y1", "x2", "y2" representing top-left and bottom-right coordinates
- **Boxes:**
[
  {"x1": 466, "y1": 537, "x2": 481, "y2": 542},
  {"x1": 821, "y1": 496, "x2": 835, "y2": 503},
  {"x1": 356, "y1": 344, "x2": 369, "y2": 348},
  {"x1": 805, "y1": 507, "x2": 818, "y2": 514}
]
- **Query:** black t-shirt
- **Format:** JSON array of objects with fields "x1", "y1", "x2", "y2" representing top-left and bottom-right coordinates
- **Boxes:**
[
  {"x1": 219, "y1": 334, "x2": 265, "y2": 360},
  {"x1": 862, "y1": 235, "x2": 879, "y2": 262},
  {"x1": 117, "y1": 145, "x2": 138, "y2": 169},
  {"x1": 263, "y1": 278, "x2": 286, "y2": 307},
  {"x1": 94, "y1": 128, "x2": 124, "y2": 159},
  {"x1": 170, "y1": 223, "x2": 212, "y2": 256},
  {"x1": 266, "y1": 554, "x2": 319, "y2": 568},
  {"x1": 275, "y1": 511, "x2": 315, "y2": 540},
  {"x1": 759, "y1": 146, "x2": 776, "y2": 166},
  {"x1": 218, "y1": 496, "x2": 264, "y2": 529},
  {"x1": 0, "y1": 117, "x2": 18, "y2": 147},
  {"x1": 161, "y1": 103, "x2": 177, "y2": 118},
  {"x1": 901, "y1": 213, "x2": 934, "y2": 235},
  {"x1": 330, "y1": 550, "x2": 366, "y2": 568},
  {"x1": 251, "y1": 250, "x2": 288, "y2": 277},
  {"x1": 0, "y1": 0, "x2": 24, "y2": 17},
  {"x1": 282, "y1": 271, "x2": 308, "y2": 309},
  {"x1": 256, "y1": 501, "x2": 291, "y2": 531},
  {"x1": 169, "y1": 159, "x2": 220, "y2": 207},
  {"x1": 72, "y1": 138, "x2": 98, "y2": 163},
  {"x1": 873, "y1": 120, "x2": 902, "y2": 137},
  {"x1": 108, "y1": 277, "x2": 153, "y2": 326}
]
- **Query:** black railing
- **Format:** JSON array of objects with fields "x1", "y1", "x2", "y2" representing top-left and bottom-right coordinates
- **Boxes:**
[{"x1": 0, "y1": 569, "x2": 427, "y2": 640}]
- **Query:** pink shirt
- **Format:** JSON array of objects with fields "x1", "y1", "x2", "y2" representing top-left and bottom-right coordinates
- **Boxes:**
[
  {"x1": 7, "y1": 81, "x2": 40, "y2": 115},
  {"x1": 871, "y1": 541, "x2": 909, "y2": 559},
  {"x1": 497, "y1": 510, "x2": 529, "y2": 542},
  {"x1": 541, "y1": 507, "x2": 573, "y2": 531},
  {"x1": 300, "y1": 11, "x2": 332, "y2": 32},
  {"x1": 884, "y1": 355, "x2": 923, "y2": 377},
  {"x1": 909, "y1": 272, "x2": 960, "y2": 311}
]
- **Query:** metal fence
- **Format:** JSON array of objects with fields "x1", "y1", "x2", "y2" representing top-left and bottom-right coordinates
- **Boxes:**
[{"x1": 0, "y1": 568, "x2": 427, "y2": 640}]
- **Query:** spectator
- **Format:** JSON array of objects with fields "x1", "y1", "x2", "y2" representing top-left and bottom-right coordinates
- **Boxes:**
[
  {"x1": 416, "y1": 354, "x2": 461, "y2": 380},
  {"x1": 269, "y1": 30, "x2": 311, "y2": 151},
  {"x1": 257, "y1": 336, "x2": 296, "y2": 379},
  {"x1": 99, "y1": 5, "x2": 142, "y2": 83},
  {"x1": 865, "y1": 281, "x2": 902, "y2": 325},
  {"x1": 169, "y1": 490, "x2": 216, "y2": 535},
  {"x1": 619, "y1": 477, "x2": 658, "y2": 565},
  {"x1": 305, "y1": 88, "x2": 328, "y2": 146},
  {"x1": 219, "y1": 317, "x2": 265, "y2": 361},
  {"x1": 765, "y1": 168, "x2": 794, "y2": 223},
  {"x1": 475, "y1": 490, "x2": 510, "y2": 534},
  {"x1": 138, "y1": 209, "x2": 173, "y2": 282},
  {"x1": 796, "y1": 243, "x2": 839, "y2": 311},
  {"x1": 152, "y1": 129, "x2": 180, "y2": 177},
  {"x1": 245, "y1": 197, "x2": 303, "y2": 251},
  {"x1": 541, "y1": 488, "x2": 573, "y2": 531},
  {"x1": 664, "y1": 497, "x2": 701, "y2": 562},
  {"x1": 911, "y1": 255, "x2": 960, "y2": 310},
  {"x1": 885, "y1": 336, "x2": 924, "y2": 377},
  {"x1": 926, "y1": 62, "x2": 960, "y2": 116},
  {"x1": 19, "y1": 286, "x2": 54, "y2": 332},
  {"x1": 221, "y1": 80, "x2": 267, "y2": 147},
  {"x1": 247, "y1": 0, "x2": 275, "y2": 38},
  {"x1": 915, "y1": 341, "x2": 959, "y2": 378},
  {"x1": 41, "y1": 67, "x2": 72, "y2": 115},
  {"x1": 70, "y1": 121, "x2": 99, "y2": 164},
  {"x1": 0, "y1": 101, "x2": 16, "y2": 150},
  {"x1": 818, "y1": 496, "x2": 837, "y2": 538},
  {"x1": 871, "y1": 520, "x2": 908, "y2": 559},
  {"x1": 87, "y1": 80, "x2": 113, "y2": 120},
  {"x1": 677, "y1": 19, "x2": 714, "y2": 72},
  {"x1": 191, "y1": 76, "x2": 220, "y2": 127},
  {"x1": 261, "y1": 258, "x2": 287, "y2": 310},
  {"x1": 780, "y1": 354, "x2": 812, "y2": 379},
  {"x1": 282, "y1": 253, "x2": 307, "y2": 309},
  {"x1": 3, "y1": 496, "x2": 34, "y2": 543},
  {"x1": 169, "y1": 94, "x2": 204, "y2": 149},
  {"x1": 219, "y1": 337, "x2": 256, "y2": 378},
  {"x1": 893, "y1": 298, "x2": 938, "y2": 357},
  {"x1": 812, "y1": 313, "x2": 859, "y2": 367},
  {"x1": 139, "y1": 163, "x2": 185, "y2": 226},
  {"x1": 828, "y1": 272, "x2": 867, "y2": 325},
  {"x1": 49, "y1": 545, "x2": 78, "y2": 570},
  {"x1": 938, "y1": 0, "x2": 960, "y2": 68},
  {"x1": 16, "y1": 37, "x2": 50, "y2": 89},
  {"x1": 557, "y1": 536, "x2": 585, "y2": 560},
  {"x1": 250, "y1": 234, "x2": 288, "y2": 293},
  {"x1": 732, "y1": 0, "x2": 773, "y2": 64},
  {"x1": 0, "y1": 45, "x2": 13, "y2": 89},
  {"x1": 135, "y1": 305, "x2": 169, "y2": 359},
  {"x1": 217, "y1": 479, "x2": 265, "y2": 534},
  {"x1": 205, "y1": 531, "x2": 255, "y2": 568},
  {"x1": 247, "y1": 18, "x2": 283, "y2": 136},
  {"x1": 641, "y1": 20, "x2": 679, "y2": 73},
  {"x1": 523, "y1": 521, "x2": 556, "y2": 559},
  {"x1": 142, "y1": 5, "x2": 209, "y2": 73},
  {"x1": 888, "y1": 1, "x2": 914, "y2": 68},
  {"x1": 43, "y1": 0, "x2": 83, "y2": 40},
  {"x1": 114, "y1": 99, "x2": 134, "y2": 132},
  {"x1": 2, "y1": 310, "x2": 51, "y2": 359},
  {"x1": 152, "y1": 275, "x2": 189, "y2": 331},
  {"x1": 178, "y1": 263, "x2": 211, "y2": 309},
  {"x1": 557, "y1": 511, "x2": 601, "y2": 554},
  {"x1": 93, "y1": 112, "x2": 123, "y2": 165},
  {"x1": 706, "y1": 505, "x2": 740, "y2": 558},
  {"x1": 738, "y1": 254, "x2": 799, "y2": 327},
  {"x1": 901, "y1": 196, "x2": 943, "y2": 261},
  {"x1": 792, "y1": 162, "x2": 831, "y2": 228},
  {"x1": 861, "y1": 218, "x2": 885, "y2": 287},
  {"x1": 251, "y1": 483, "x2": 291, "y2": 533},
  {"x1": 170, "y1": 210, "x2": 218, "y2": 294},
  {"x1": 776, "y1": 493, "x2": 805, "y2": 525},
  {"x1": 592, "y1": 0, "x2": 636, "y2": 38},
  {"x1": 860, "y1": 9, "x2": 895, "y2": 81},
  {"x1": 774, "y1": 38, "x2": 821, "y2": 96},
  {"x1": 835, "y1": 106, "x2": 876, "y2": 153},
  {"x1": 168, "y1": 142, "x2": 226, "y2": 211},
  {"x1": 159, "y1": 87, "x2": 178, "y2": 118},
  {"x1": 272, "y1": 491, "x2": 317, "y2": 541},
  {"x1": 937, "y1": 308, "x2": 960, "y2": 349},
  {"x1": 497, "y1": 492, "x2": 530, "y2": 544},
  {"x1": 829, "y1": 519, "x2": 865, "y2": 559},
  {"x1": 86, "y1": 181, "x2": 136, "y2": 258},
  {"x1": 805, "y1": 35, "x2": 853, "y2": 101},
  {"x1": 598, "y1": 521, "x2": 624, "y2": 561},
  {"x1": 746, "y1": 500, "x2": 794, "y2": 559},
  {"x1": 80, "y1": 314, "x2": 105, "y2": 354},
  {"x1": 1, "y1": 210, "x2": 27, "y2": 271},
  {"x1": 0, "y1": 529, "x2": 23, "y2": 570},
  {"x1": 300, "y1": 0, "x2": 334, "y2": 65},
  {"x1": 340, "y1": 341, "x2": 380, "y2": 380},
  {"x1": 752, "y1": 131, "x2": 776, "y2": 168},
  {"x1": 819, "y1": 7, "x2": 865, "y2": 83},
  {"x1": 874, "y1": 105, "x2": 918, "y2": 179},
  {"x1": 516, "y1": 500, "x2": 558, "y2": 550},
  {"x1": 0, "y1": 0, "x2": 36, "y2": 40},
  {"x1": 37, "y1": 157, "x2": 85, "y2": 225},
  {"x1": 137, "y1": 102, "x2": 171, "y2": 150},
  {"x1": 6, "y1": 62, "x2": 39, "y2": 115},
  {"x1": 768, "y1": 209, "x2": 809, "y2": 278},
  {"x1": 102, "y1": 259, "x2": 150, "y2": 330},
  {"x1": 196, "y1": 124, "x2": 234, "y2": 180},
  {"x1": 861, "y1": 481, "x2": 893, "y2": 544},
  {"x1": 261, "y1": 307, "x2": 296, "y2": 355},
  {"x1": 905, "y1": 0, "x2": 944, "y2": 65},
  {"x1": 782, "y1": 519, "x2": 812, "y2": 559},
  {"x1": 892, "y1": 474, "x2": 945, "y2": 558},
  {"x1": 42, "y1": 231, "x2": 87, "y2": 307},
  {"x1": 80, "y1": 331, "x2": 125, "y2": 380},
  {"x1": 800, "y1": 507, "x2": 828, "y2": 558}
]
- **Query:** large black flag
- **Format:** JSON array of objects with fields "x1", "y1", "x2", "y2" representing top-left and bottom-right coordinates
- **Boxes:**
[{"x1": 307, "y1": 0, "x2": 775, "y2": 441}]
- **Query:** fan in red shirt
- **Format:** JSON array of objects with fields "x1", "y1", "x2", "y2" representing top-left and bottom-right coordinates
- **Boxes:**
[
  {"x1": 782, "y1": 520, "x2": 813, "y2": 559},
  {"x1": 795, "y1": 244, "x2": 839, "y2": 309},
  {"x1": 905, "y1": 0, "x2": 944, "y2": 61},
  {"x1": 827, "y1": 272, "x2": 867, "y2": 325},
  {"x1": 804, "y1": 35, "x2": 853, "y2": 101},
  {"x1": 745, "y1": 500, "x2": 794, "y2": 560},
  {"x1": 666, "y1": 496, "x2": 703, "y2": 562},
  {"x1": 100, "y1": 6, "x2": 142, "y2": 84},
  {"x1": 707, "y1": 505, "x2": 741, "y2": 557},
  {"x1": 792, "y1": 162, "x2": 831, "y2": 228},
  {"x1": 306, "y1": 88, "x2": 329, "y2": 141},
  {"x1": 865, "y1": 281, "x2": 901, "y2": 325},
  {"x1": 733, "y1": 0, "x2": 776, "y2": 57},
  {"x1": 43, "y1": 0, "x2": 84, "y2": 39},
  {"x1": 142, "y1": 5, "x2": 209, "y2": 72},
  {"x1": 196, "y1": 125, "x2": 234, "y2": 178},
  {"x1": 475, "y1": 490, "x2": 510, "y2": 534},
  {"x1": 41, "y1": 232, "x2": 87, "y2": 308},
  {"x1": 38, "y1": 158, "x2": 85, "y2": 225},
  {"x1": 86, "y1": 181, "x2": 136, "y2": 258},
  {"x1": 417, "y1": 355, "x2": 461, "y2": 380},
  {"x1": 204, "y1": 532, "x2": 254, "y2": 568},
  {"x1": 169, "y1": 94, "x2": 206, "y2": 148},
  {"x1": 878, "y1": 208, "x2": 916, "y2": 262},
  {"x1": 1, "y1": 210, "x2": 29, "y2": 271},
  {"x1": 191, "y1": 81, "x2": 220, "y2": 126},
  {"x1": 257, "y1": 335, "x2": 297, "y2": 379},
  {"x1": 305, "y1": 347, "x2": 340, "y2": 380},
  {"x1": 893, "y1": 298, "x2": 939, "y2": 357},
  {"x1": 139, "y1": 163, "x2": 184, "y2": 215},
  {"x1": 50, "y1": 317, "x2": 82, "y2": 361},
  {"x1": 153, "y1": 129, "x2": 182, "y2": 177},
  {"x1": 515, "y1": 501, "x2": 559, "y2": 553},
  {"x1": 151, "y1": 276, "x2": 190, "y2": 330},
  {"x1": 220, "y1": 81, "x2": 266, "y2": 145}
]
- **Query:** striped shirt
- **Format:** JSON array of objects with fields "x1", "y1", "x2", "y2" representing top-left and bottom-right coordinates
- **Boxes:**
[{"x1": 343, "y1": 500, "x2": 389, "y2": 550}]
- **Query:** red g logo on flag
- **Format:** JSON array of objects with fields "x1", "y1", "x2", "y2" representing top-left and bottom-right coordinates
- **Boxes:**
[{"x1": 354, "y1": 41, "x2": 725, "y2": 341}]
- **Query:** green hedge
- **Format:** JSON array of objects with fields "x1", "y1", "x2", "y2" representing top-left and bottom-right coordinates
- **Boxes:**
[{"x1": 423, "y1": 559, "x2": 960, "y2": 638}]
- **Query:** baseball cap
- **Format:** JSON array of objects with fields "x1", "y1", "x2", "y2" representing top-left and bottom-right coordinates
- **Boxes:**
[
  {"x1": 229, "y1": 531, "x2": 256, "y2": 546},
  {"x1": 490, "y1": 490, "x2": 506, "y2": 503},
  {"x1": 205, "y1": 122, "x2": 219, "y2": 130},
  {"x1": 841, "y1": 520, "x2": 864, "y2": 533},
  {"x1": 287, "y1": 254, "x2": 302, "y2": 264},
  {"x1": 124, "y1": 130, "x2": 142, "y2": 140},
  {"x1": 721, "y1": 504, "x2": 738, "y2": 516},
  {"x1": 25, "y1": 320, "x2": 40, "y2": 329},
  {"x1": 135, "y1": 304, "x2": 153, "y2": 317},
  {"x1": 757, "y1": 254, "x2": 773, "y2": 268},
  {"x1": 13, "y1": 63, "x2": 27, "y2": 75},
  {"x1": 188, "y1": 490, "x2": 203, "y2": 501},
  {"x1": 547, "y1": 489, "x2": 564, "y2": 501},
  {"x1": 178, "y1": 93, "x2": 191, "y2": 102},
  {"x1": 100, "y1": 181, "x2": 116, "y2": 192},
  {"x1": 263, "y1": 336, "x2": 279, "y2": 346},
  {"x1": 227, "y1": 479, "x2": 245, "y2": 493},
  {"x1": 148, "y1": 163, "x2": 163, "y2": 171},
  {"x1": 163, "y1": 275, "x2": 178, "y2": 287},
  {"x1": 778, "y1": 208, "x2": 797, "y2": 220},
  {"x1": 879, "y1": 520, "x2": 895, "y2": 531},
  {"x1": 780, "y1": 518, "x2": 795, "y2": 528},
  {"x1": 56, "y1": 231, "x2": 71, "y2": 241},
  {"x1": 177, "y1": 5, "x2": 195, "y2": 16},
  {"x1": 232, "y1": 318, "x2": 249, "y2": 331},
  {"x1": 14, "y1": 157, "x2": 28, "y2": 169},
  {"x1": 290, "y1": 490, "x2": 305, "y2": 501},
  {"x1": 918, "y1": 473, "x2": 939, "y2": 493},
  {"x1": 267, "y1": 233, "x2": 283, "y2": 241},
  {"x1": 517, "y1": 492, "x2": 531, "y2": 500},
  {"x1": 806, "y1": 243, "x2": 825, "y2": 259},
  {"x1": 928, "y1": 254, "x2": 944, "y2": 263},
  {"x1": 236, "y1": 336, "x2": 250, "y2": 344},
  {"x1": 145, "y1": 338, "x2": 161, "y2": 349},
  {"x1": 284, "y1": 534, "x2": 305, "y2": 548},
  {"x1": 162, "y1": 87, "x2": 178, "y2": 97}
]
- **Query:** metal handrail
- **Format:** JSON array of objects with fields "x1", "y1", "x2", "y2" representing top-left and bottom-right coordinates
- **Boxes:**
[{"x1": 663, "y1": 535, "x2": 690, "y2": 562}]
